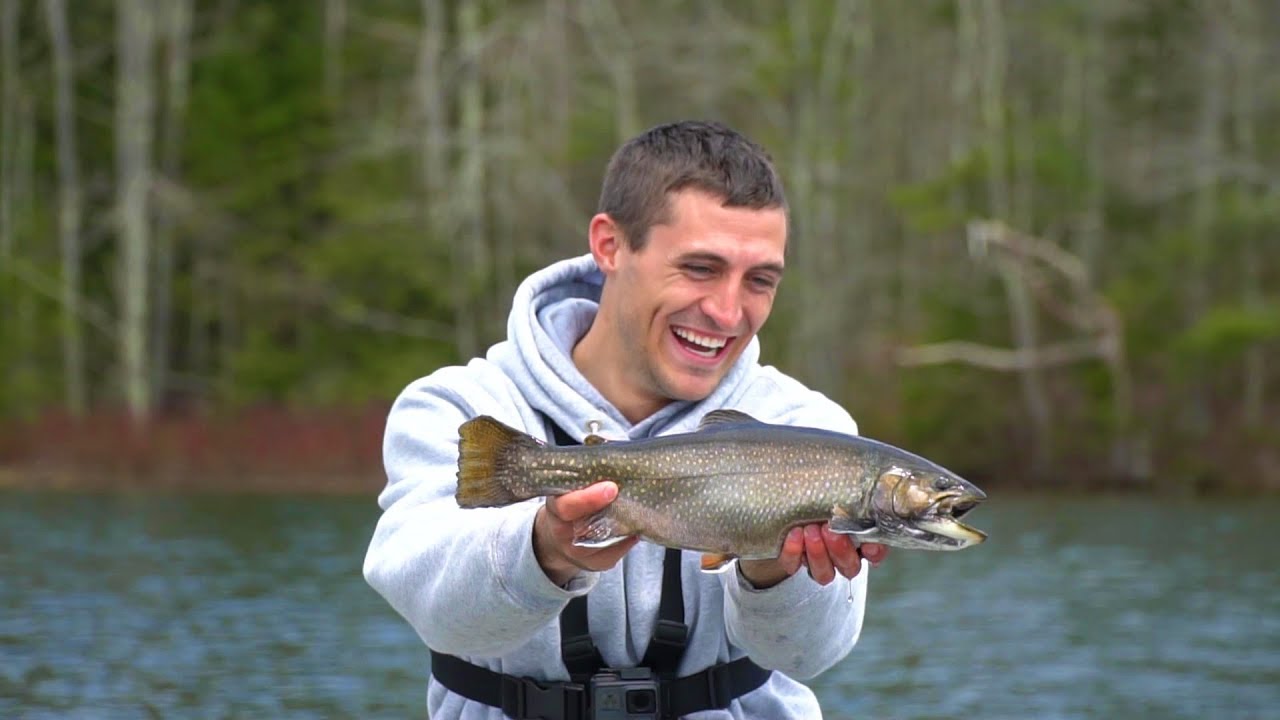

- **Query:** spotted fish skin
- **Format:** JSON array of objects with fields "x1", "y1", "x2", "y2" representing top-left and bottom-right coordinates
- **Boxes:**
[{"x1": 455, "y1": 410, "x2": 987, "y2": 560}]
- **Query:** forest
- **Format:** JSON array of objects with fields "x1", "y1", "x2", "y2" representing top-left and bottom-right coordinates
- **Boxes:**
[{"x1": 0, "y1": 0, "x2": 1277, "y2": 492}]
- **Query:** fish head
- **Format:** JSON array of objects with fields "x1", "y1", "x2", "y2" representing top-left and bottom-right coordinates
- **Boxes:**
[{"x1": 857, "y1": 465, "x2": 987, "y2": 550}]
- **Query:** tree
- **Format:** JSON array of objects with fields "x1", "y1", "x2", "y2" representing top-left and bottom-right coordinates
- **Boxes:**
[
  {"x1": 150, "y1": 0, "x2": 193, "y2": 406},
  {"x1": 116, "y1": 0, "x2": 157, "y2": 423},
  {"x1": 44, "y1": 0, "x2": 87, "y2": 416}
]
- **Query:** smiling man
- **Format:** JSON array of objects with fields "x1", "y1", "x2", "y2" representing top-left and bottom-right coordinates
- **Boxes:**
[{"x1": 364, "y1": 121, "x2": 888, "y2": 719}]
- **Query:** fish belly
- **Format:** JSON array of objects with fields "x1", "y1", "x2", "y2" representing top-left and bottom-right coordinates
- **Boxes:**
[{"x1": 611, "y1": 470, "x2": 844, "y2": 559}]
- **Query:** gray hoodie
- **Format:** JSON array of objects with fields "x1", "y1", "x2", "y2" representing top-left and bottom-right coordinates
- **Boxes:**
[{"x1": 364, "y1": 254, "x2": 869, "y2": 719}]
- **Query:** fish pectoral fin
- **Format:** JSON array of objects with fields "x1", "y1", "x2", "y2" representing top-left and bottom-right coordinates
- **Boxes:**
[
  {"x1": 571, "y1": 511, "x2": 632, "y2": 548},
  {"x1": 696, "y1": 409, "x2": 763, "y2": 431},
  {"x1": 828, "y1": 513, "x2": 878, "y2": 535},
  {"x1": 699, "y1": 553, "x2": 738, "y2": 573}
]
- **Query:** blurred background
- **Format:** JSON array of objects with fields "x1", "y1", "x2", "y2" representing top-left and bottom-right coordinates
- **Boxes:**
[{"x1": 1, "y1": 1, "x2": 1277, "y2": 718}]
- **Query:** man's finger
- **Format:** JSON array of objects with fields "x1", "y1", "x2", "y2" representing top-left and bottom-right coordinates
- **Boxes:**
[
  {"x1": 803, "y1": 525, "x2": 835, "y2": 585},
  {"x1": 822, "y1": 526, "x2": 861, "y2": 579},
  {"x1": 860, "y1": 542, "x2": 889, "y2": 566},
  {"x1": 545, "y1": 481, "x2": 618, "y2": 522},
  {"x1": 776, "y1": 527, "x2": 805, "y2": 576}
]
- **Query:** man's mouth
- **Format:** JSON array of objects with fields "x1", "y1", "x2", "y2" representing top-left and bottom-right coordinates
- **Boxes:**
[{"x1": 671, "y1": 326, "x2": 732, "y2": 360}]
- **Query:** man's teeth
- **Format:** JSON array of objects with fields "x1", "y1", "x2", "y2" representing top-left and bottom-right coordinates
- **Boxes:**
[{"x1": 673, "y1": 327, "x2": 727, "y2": 354}]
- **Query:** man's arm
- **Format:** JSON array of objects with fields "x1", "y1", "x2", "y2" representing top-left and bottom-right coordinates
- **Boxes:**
[{"x1": 362, "y1": 370, "x2": 597, "y2": 658}]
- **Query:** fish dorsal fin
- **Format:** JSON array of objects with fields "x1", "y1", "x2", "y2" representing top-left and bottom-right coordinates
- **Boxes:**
[
  {"x1": 583, "y1": 434, "x2": 607, "y2": 446},
  {"x1": 697, "y1": 409, "x2": 762, "y2": 431}
]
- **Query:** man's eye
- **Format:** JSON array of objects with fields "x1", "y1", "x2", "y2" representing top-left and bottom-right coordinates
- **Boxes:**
[
  {"x1": 684, "y1": 264, "x2": 713, "y2": 276},
  {"x1": 750, "y1": 275, "x2": 778, "y2": 290}
]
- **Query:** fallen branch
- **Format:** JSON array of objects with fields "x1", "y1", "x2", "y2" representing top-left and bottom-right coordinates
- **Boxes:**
[{"x1": 895, "y1": 338, "x2": 1110, "y2": 371}]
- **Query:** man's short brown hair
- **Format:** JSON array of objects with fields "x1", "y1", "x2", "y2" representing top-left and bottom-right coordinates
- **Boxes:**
[{"x1": 597, "y1": 121, "x2": 788, "y2": 250}]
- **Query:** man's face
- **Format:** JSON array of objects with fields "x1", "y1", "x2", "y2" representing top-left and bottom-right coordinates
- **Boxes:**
[{"x1": 603, "y1": 189, "x2": 787, "y2": 406}]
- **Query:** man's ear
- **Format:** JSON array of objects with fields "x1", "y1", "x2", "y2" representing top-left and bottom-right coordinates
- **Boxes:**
[{"x1": 588, "y1": 213, "x2": 626, "y2": 275}]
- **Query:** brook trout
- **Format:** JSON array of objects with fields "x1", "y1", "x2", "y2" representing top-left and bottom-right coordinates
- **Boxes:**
[{"x1": 455, "y1": 410, "x2": 986, "y2": 570}]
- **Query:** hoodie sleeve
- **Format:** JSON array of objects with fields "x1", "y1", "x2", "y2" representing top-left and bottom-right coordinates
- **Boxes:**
[
  {"x1": 362, "y1": 366, "x2": 598, "y2": 658},
  {"x1": 719, "y1": 372, "x2": 869, "y2": 679}
]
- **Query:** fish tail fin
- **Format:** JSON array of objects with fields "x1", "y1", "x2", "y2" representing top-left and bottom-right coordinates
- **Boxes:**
[{"x1": 455, "y1": 416, "x2": 540, "y2": 507}]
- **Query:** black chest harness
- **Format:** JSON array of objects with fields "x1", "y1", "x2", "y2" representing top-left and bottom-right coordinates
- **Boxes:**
[{"x1": 429, "y1": 418, "x2": 771, "y2": 719}]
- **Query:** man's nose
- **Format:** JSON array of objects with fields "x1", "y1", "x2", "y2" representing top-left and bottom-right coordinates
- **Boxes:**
[{"x1": 701, "y1": 281, "x2": 743, "y2": 330}]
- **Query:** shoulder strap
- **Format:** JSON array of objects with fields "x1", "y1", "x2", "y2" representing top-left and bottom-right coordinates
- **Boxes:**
[
  {"x1": 641, "y1": 548, "x2": 689, "y2": 676},
  {"x1": 560, "y1": 595, "x2": 603, "y2": 682},
  {"x1": 541, "y1": 413, "x2": 606, "y2": 682}
]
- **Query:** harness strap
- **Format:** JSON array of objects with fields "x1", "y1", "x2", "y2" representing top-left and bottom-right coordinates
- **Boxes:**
[
  {"x1": 560, "y1": 595, "x2": 602, "y2": 682},
  {"x1": 544, "y1": 418, "x2": 607, "y2": 682},
  {"x1": 431, "y1": 652, "x2": 588, "y2": 720},
  {"x1": 640, "y1": 547, "x2": 688, "y2": 675},
  {"x1": 430, "y1": 651, "x2": 771, "y2": 719}
]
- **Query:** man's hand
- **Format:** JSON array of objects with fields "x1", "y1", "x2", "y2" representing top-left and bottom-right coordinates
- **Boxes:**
[
  {"x1": 738, "y1": 524, "x2": 888, "y2": 589},
  {"x1": 533, "y1": 481, "x2": 639, "y2": 586}
]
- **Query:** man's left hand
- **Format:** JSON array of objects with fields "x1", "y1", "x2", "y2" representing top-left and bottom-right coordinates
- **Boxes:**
[{"x1": 738, "y1": 524, "x2": 888, "y2": 588}]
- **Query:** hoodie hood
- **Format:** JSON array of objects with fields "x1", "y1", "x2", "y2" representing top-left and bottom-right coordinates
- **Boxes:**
[{"x1": 488, "y1": 253, "x2": 762, "y2": 442}]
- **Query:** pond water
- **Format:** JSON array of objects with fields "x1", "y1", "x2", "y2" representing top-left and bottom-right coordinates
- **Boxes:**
[{"x1": 2, "y1": 490, "x2": 1276, "y2": 719}]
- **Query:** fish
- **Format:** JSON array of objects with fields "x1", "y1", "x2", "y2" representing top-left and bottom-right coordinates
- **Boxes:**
[{"x1": 454, "y1": 409, "x2": 987, "y2": 571}]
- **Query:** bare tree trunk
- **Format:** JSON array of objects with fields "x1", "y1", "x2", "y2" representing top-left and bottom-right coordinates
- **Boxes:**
[
  {"x1": 546, "y1": 0, "x2": 571, "y2": 164},
  {"x1": 324, "y1": 0, "x2": 346, "y2": 106},
  {"x1": 217, "y1": 245, "x2": 236, "y2": 386},
  {"x1": 44, "y1": 0, "x2": 88, "y2": 416},
  {"x1": 1229, "y1": 0, "x2": 1264, "y2": 426},
  {"x1": 784, "y1": 0, "x2": 863, "y2": 395},
  {"x1": 581, "y1": 0, "x2": 639, "y2": 143},
  {"x1": 150, "y1": 0, "x2": 193, "y2": 409},
  {"x1": 1185, "y1": 8, "x2": 1226, "y2": 437},
  {"x1": 951, "y1": 0, "x2": 978, "y2": 168},
  {"x1": 783, "y1": 1, "x2": 822, "y2": 387},
  {"x1": 843, "y1": 0, "x2": 876, "y2": 339},
  {"x1": 1012, "y1": 95, "x2": 1035, "y2": 231},
  {"x1": 979, "y1": 0, "x2": 1051, "y2": 473},
  {"x1": 493, "y1": 23, "x2": 521, "y2": 310},
  {"x1": 13, "y1": 94, "x2": 34, "y2": 373},
  {"x1": 417, "y1": 0, "x2": 446, "y2": 233},
  {"x1": 1079, "y1": 0, "x2": 1106, "y2": 275},
  {"x1": 116, "y1": 0, "x2": 157, "y2": 423},
  {"x1": 0, "y1": 0, "x2": 18, "y2": 385},
  {"x1": 418, "y1": 0, "x2": 488, "y2": 356},
  {"x1": 0, "y1": 0, "x2": 16, "y2": 262},
  {"x1": 541, "y1": 0, "x2": 573, "y2": 262},
  {"x1": 452, "y1": 0, "x2": 485, "y2": 359}
]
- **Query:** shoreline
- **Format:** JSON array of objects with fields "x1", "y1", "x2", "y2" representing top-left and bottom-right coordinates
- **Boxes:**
[{"x1": 4, "y1": 407, "x2": 1276, "y2": 496}]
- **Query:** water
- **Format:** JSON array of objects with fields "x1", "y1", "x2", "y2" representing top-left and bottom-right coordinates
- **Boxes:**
[{"x1": 2, "y1": 491, "x2": 1277, "y2": 719}]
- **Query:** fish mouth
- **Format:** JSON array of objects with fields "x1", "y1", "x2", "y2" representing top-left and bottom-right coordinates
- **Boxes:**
[{"x1": 916, "y1": 491, "x2": 987, "y2": 547}]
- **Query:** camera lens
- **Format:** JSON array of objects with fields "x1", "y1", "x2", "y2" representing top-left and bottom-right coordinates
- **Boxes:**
[{"x1": 626, "y1": 689, "x2": 657, "y2": 714}]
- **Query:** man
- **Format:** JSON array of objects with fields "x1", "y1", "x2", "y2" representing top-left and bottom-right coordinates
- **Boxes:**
[{"x1": 364, "y1": 120, "x2": 888, "y2": 719}]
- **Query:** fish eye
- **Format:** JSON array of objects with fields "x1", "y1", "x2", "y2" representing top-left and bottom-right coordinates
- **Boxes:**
[{"x1": 932, "y1": 476, "x2": 956, "y2": 491}]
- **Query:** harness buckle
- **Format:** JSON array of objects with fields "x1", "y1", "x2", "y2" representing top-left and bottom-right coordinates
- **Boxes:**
[
  {"x1": 500, "y1": 675, "x2": 587, "y2": 720},
  {"x1": 650, "y1": 619, "x2": 688, "y2": 648}
]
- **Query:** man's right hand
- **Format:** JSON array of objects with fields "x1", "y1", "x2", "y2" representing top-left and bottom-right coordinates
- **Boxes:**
[{"x1": 533, "y1": 481, "x2": 638, "y2": 586}]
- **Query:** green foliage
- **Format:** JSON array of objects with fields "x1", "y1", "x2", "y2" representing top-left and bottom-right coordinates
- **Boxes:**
[
  {"x1": 3, "y1": 0, "x2": 1279, "y2": 490},
  {"x1": 1173, "y1": 304, "x2": 1280, "y2": 368}
]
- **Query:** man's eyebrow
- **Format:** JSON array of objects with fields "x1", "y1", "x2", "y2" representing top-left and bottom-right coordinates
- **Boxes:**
[
  {"x1": 676, "y1": 251, "x2": 785, "y2": 275},
  {"x1": 675, "y1": 251, "x2": 728, "y2": 267}
]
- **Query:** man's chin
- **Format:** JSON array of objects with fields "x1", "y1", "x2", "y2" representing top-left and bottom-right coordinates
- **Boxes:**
[
  {"x1": 661, "y1": 372, "x2": 726, "y2": 404},
  {"x1": 657, "y1": 346, "x2": 742, "y2": 402}
]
